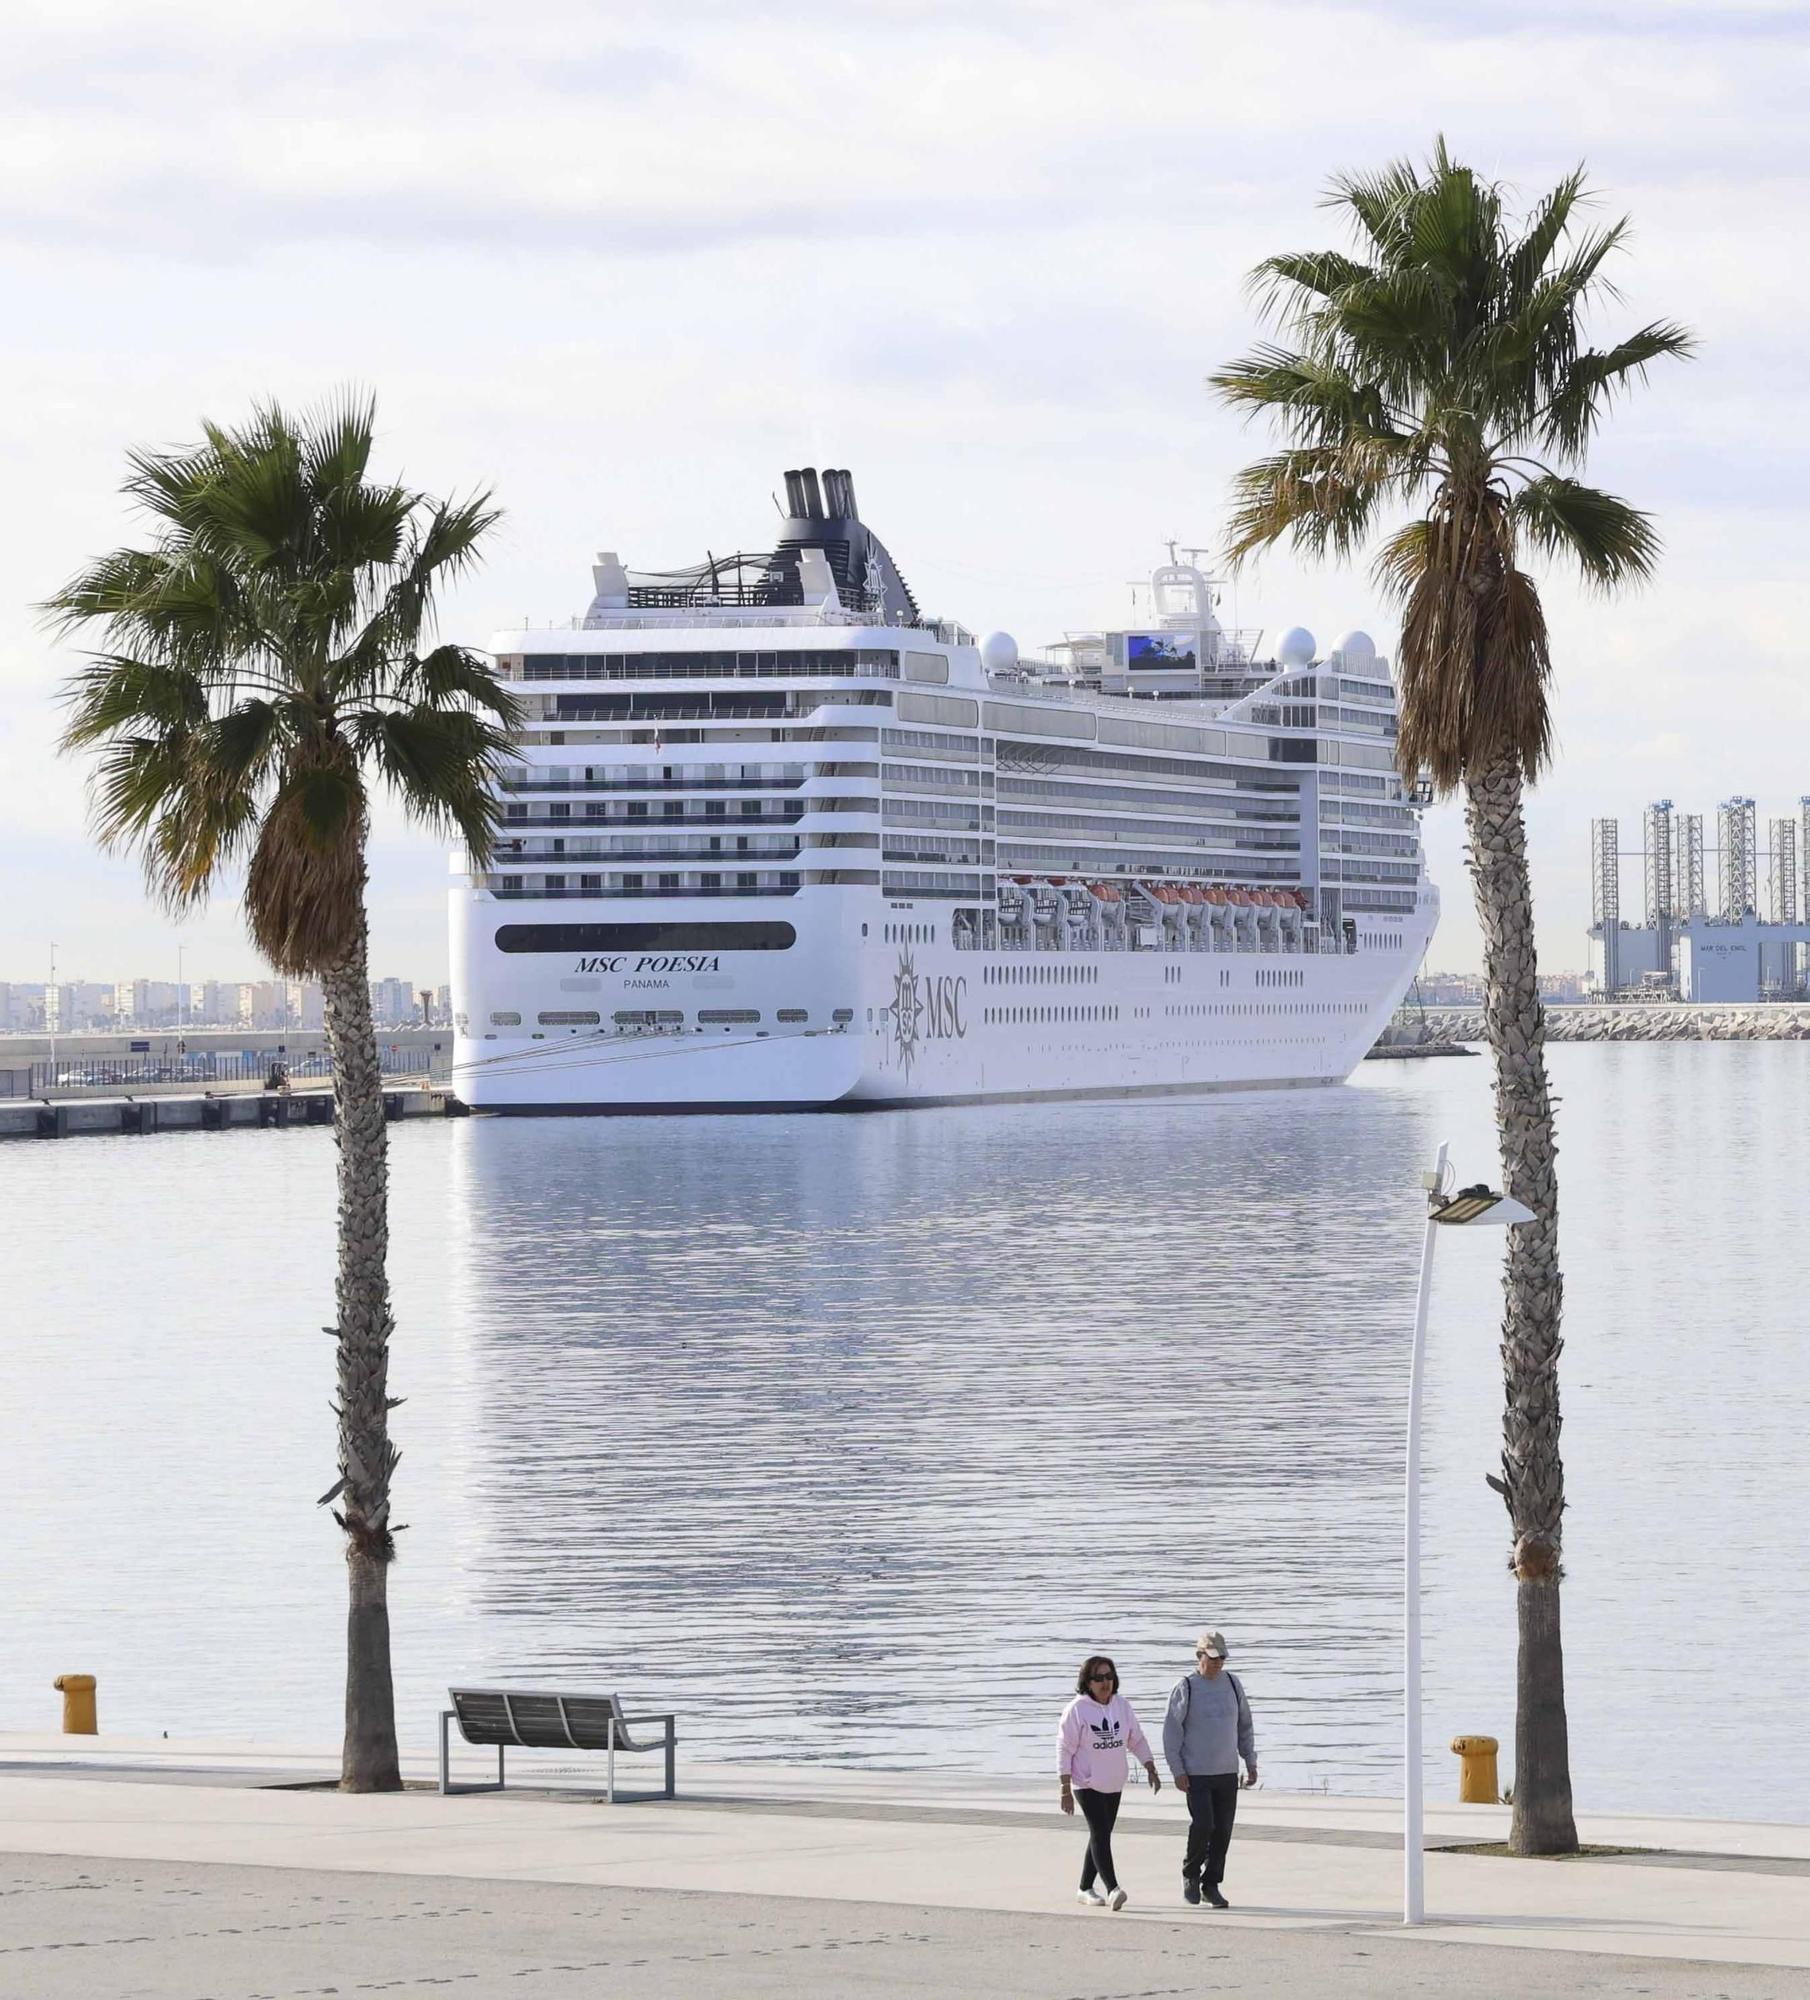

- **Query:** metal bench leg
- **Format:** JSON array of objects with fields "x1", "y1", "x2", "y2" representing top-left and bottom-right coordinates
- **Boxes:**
[
  {"x1": 607, "y1": 1717, "x2": 617, "y2": 1805},
  {"x1": 664, "y1": 1719, "x2": 675, "y2": 1800},
  {"x1": 440, "y1": 1712, "x2": 507, "y2": 1796}
]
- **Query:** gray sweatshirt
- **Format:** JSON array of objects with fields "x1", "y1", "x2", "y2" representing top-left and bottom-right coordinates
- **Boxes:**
[{"x1": 1161, "y1": 1670, "x2": 1255, "y2": 1780}]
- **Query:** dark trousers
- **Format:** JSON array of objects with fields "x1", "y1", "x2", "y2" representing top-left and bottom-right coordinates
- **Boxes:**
[
  {"x1": 1075, "y1": 1786, "x2": 1122, "y2": 1892},
  {"x1": 1182, "y1": 1773, "x2": 1239, "y2": 1885}
]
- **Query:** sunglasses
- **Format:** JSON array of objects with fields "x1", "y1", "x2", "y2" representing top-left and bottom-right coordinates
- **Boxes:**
[{"x1": 1087, "y1": 1672, "x2": 1115, "y2": 1683}]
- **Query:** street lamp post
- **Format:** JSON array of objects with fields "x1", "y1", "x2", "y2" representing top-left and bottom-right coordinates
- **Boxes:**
[{"x1": 1404, "y1": 1142, "x2": 1534, "y2": 1927}]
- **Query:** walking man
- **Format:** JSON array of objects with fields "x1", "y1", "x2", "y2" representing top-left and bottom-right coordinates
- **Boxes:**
[{"x1": 1162, "y1": 1629, "x2": 1257, "y2": 1909}]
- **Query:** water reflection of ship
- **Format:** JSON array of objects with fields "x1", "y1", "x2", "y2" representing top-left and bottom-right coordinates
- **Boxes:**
[{"x1": 446, "y1": 1098, "x2": 1423, "y2": 1775}]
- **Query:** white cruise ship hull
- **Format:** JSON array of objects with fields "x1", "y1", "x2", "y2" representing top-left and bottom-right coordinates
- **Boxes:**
[
  {"x1": 451, "y1": 467, "x2": 1439, "y2": 1114},
  {"x1": 453, "y1": 885, "x2": 1438, "y2": 1113}
]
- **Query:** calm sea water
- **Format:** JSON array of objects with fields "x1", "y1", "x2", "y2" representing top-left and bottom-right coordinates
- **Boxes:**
[{"x1": 3, "y1": 1044, "x2": 1806, "y2": 1819}]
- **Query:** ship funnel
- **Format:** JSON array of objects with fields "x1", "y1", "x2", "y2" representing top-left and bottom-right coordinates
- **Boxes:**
[
  {"x1": 798, "y1": 467, "x2": 824, "y2": 519},
  {"x1": 783, "y1": 469, "x2": 809, "y2": 517},
  {"x1": 822, "y1": 468, "x2": 860, "y2": 520}
]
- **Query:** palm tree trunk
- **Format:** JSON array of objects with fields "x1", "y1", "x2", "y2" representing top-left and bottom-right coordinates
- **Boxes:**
[
  {"x1": 1464, "y1": 755, "x2": 1578, "y2": 1857},
  {"x1": 321, "y1": 906, "x2": 402, "y2": 1793}
]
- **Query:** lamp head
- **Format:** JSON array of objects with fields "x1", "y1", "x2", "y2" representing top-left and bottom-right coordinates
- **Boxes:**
[{"x1": 1429, "y1": 1184, "x2": 1536, "y2": 1228}]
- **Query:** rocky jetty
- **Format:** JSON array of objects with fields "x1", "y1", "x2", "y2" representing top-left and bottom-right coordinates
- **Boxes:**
[{"x1": 1418, "y1": 1005, "x2": 1810, "y2": 1044}]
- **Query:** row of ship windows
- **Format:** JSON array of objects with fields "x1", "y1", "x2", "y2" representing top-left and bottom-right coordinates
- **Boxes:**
[
  {"x1": 489, "y1": 1008, "x2": 854, "y2": 1029},
  {"x1": 507, "y1": 763, "x2": 809, "y2": 788},
  {"x1": 1164, "y1": 1001, "x2": 1366, "y2": 1017},
  {"x1": 1359, "y1": 930, "x2": 1406, "y2": 950},
  {"x1": 983, "y1": 961, "x2": 1100, "y2": 986},
  {"x1": 985, "y1": 1005, "x2": 1121, "y2": 1025},
  {"x1": 514, "y1": 650, "x2": 902, "y2": 680},
  {"x1": 881, "y1": 923, "x2": 938, "y2": 945},
  {"x1": 976, "y1": 1000, "x2": 1368, "y2": 1027}
]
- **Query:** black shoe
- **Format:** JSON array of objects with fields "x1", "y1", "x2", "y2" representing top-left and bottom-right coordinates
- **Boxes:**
[
  {"x1": 1182, "y1": 1878, "x2": 1201, "y2": 1906},
  {"x1": 1205, "y1": 1886, "x2": 1230, "y2": 1910}
]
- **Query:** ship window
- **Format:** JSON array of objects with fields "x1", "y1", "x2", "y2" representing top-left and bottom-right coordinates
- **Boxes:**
[
  {"x1": 489, "y1": 1011, "x2": 522, "y2": 1027},
  {"x1": 834, "y1": 1007, "x2": 854, "y2": 1023},
  {"x1": 698, "y1": 1008, "x2": 760, "y2": 1024},
  {"x1": 495, "y1": 921, "x2": 797, "y2": 952},
  {"x1": 537, "y1": 1010, "x2": 600, "y2": 1026}
]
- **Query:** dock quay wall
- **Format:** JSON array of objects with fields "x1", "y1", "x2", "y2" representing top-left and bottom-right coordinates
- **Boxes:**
[
  {"x1": 0, "y1": 1026, "x2": 451, "y2": 1101},
  {"x1": 1418, "y1": 1004, "x2": 1810, "y2": 1045},
  {"x1": 0, "y1": 1083, "x2": 455, "y2": 1141}
]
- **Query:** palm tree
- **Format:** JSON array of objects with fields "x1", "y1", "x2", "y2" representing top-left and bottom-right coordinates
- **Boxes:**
[
  {"x1": 1212, "y1": 144, "x2": 1691, "y2": 1854},
  {"x1": 48, "y1": 397, "x2": 521, "y2": 1791}
]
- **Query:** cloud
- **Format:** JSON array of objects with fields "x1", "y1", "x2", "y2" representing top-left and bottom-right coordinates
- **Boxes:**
[{"x1": 3, "y1": 0, "x2": 1807, "y2": 978}]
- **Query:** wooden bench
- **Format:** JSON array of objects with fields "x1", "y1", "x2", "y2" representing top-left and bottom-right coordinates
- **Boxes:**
[{"x1": 438, "y1": 1686, "x2": 677, "y2": 1802}]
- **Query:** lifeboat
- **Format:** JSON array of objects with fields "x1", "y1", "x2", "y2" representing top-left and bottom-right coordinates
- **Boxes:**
[
  {"x1": 1231, "y1": 888, "x2": 1252, "y2": 906},
  {"x1": 1088, "y1": 881, "x2": 1109, "y2": 901},
  {"x1": 1181, "y1": 885, "x2": 1204, "y2": 905},
  {"x1": 1205, "y1": 887, "x2": 1227, "y2": 906},
  {"x1": 1047, "y1": 876, "x2": 1069, "y2": 887},
  {"x1": 1010, "y1": 875, "x2": 1034, "y2": 886}
]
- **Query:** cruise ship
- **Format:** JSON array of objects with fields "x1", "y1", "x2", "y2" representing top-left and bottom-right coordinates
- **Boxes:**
[{"x1": 449, "y1": 469, "x2": 1437, "y2": 1111}]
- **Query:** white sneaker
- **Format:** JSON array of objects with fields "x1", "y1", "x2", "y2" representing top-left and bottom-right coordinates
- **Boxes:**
[
  {"x1": 1077, "y1": 1886, "x2": 1106, "y2": 1907},
  {"x1": 1108, "y1": 1887, "x2": 1129, "y2": 1911}
]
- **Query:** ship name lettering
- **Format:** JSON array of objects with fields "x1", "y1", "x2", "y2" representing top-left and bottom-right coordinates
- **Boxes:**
[
  {"x1": 572, "y1": 953, "x2": 723, "y2": 974},
  {"x1": 924, "y1": 974, "x2": 967, "y2": 1040}
]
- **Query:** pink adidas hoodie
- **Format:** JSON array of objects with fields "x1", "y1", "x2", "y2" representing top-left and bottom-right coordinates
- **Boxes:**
[{"x1": 1058, "y1": 1692, "x2": 1152, "y2": 1794}]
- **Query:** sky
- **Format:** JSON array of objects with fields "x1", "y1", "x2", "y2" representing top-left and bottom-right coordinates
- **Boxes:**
[{"x1": 2, "y1": 0, "x2": 1806, "y2": 985}]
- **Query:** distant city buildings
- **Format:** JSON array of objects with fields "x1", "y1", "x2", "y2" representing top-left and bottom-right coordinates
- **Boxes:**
[
  {"x1": 1416, "y1": 969, "x2": 1588, "y2": 1007},
  {"x1": 0, "y1": 970, "x2": 452, "y2": 1033},
  {"x1": 1589, "y1": 796, "x2": 1810, "y2": 1001}
]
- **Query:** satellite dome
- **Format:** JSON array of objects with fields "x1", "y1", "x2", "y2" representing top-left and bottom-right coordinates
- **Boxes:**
[
  {"x1": 980, "y1": 630, "x2": 1019, "y2": 672},
  {"x1": 1276, "y1": 626, "x2": 1316, "y2": 667},
  {"x1": 1334, "y1": 629, "x2": 1377, "y2": 667}
]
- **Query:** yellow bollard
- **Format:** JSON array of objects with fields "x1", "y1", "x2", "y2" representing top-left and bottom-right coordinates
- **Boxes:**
[
  {"x1": 53, "y1": 1674, "x2": 97, "y2": 1735},
  {"x1": 1450, "y1": 1733, "x2": 1499, "y2": 1803}
]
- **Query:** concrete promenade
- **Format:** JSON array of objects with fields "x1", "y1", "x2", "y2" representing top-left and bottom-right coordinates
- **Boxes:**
[{"x1": 3, "y1": 1735, "x2": 1808, "y2": 1997}]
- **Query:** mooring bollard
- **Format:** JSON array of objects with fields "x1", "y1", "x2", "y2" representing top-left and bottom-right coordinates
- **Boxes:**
[
  {"x1": 54, "y1": 1673, "x2": 98, "y2": 1735},
  {"x1": 1450, "y1": 1733, "x2": 1499, "y2": 1802}
]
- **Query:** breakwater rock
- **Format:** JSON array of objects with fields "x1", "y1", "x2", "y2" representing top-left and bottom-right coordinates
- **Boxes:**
[{"x1": 1420, "y1": 1005, "x2": 1810, "y2": 1045}]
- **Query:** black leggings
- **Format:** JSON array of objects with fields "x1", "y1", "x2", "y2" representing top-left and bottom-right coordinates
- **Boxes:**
[{"x1": 1076, "y1": 1786, "x2": 1122, "y2": 1892}]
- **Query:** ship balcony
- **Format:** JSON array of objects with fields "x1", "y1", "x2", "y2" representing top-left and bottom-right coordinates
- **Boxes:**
[
  {"x1": 791, "y1": 810, "x2": 882, "y2": 835},
  {"x1": 798, "y1": 769, "x2": 880, "y2": 795},
  {"x1": 793, "y1": 834, "x2": 882, "y2": 865},
  {"x1": 500, "y1": 810, "x2": 808, "y2": 833}
]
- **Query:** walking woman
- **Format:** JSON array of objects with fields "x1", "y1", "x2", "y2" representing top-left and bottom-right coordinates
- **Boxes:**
[{"x1": 1059, "y1": 1654, "x2": 1161, "y2": 1909}]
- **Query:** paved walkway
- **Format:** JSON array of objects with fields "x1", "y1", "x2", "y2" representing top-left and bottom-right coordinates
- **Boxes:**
[{"x1": 2, "y1": 1737, "x2": 1808, "y2": 1997}]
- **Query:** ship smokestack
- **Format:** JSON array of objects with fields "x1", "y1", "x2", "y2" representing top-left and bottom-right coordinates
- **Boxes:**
[
  {"x1": 823, "y1": 468, "x2": 858, "y2": 519},
  {"x1": 798, "y1": 467, "x2": 824, "y2": 520},
  {"x1": 783, "y1": 469, "x2": 809, "y2": 518}
]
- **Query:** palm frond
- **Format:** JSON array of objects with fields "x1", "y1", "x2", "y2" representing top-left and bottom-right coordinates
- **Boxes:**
[
  {"x1": 1511, "y1": 476, "x2": 1663, "y2": 587},
  {"x1": 1538, "y1": 322, "x2": 1696, "y2": 459},
  {"x1": 1215, "y1": 141, "x2": 1691, "y2": 789},
  {"x1": 53, "y1": 392, "x2": 503, "y2": 963},
  {"x1": 1223, "y1": 447, "x2": 1397, "y2": 567}
]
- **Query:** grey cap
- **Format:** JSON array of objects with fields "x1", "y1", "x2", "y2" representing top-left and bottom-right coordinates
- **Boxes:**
[{"x1": 1194, "y1": 1630, "x2": 1228, "y2": 1659}]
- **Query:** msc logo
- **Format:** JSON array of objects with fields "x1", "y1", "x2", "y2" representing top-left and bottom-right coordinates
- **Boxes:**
[{"x1": 884, "y1": 945, "x2": 966, "y2": 1079}]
